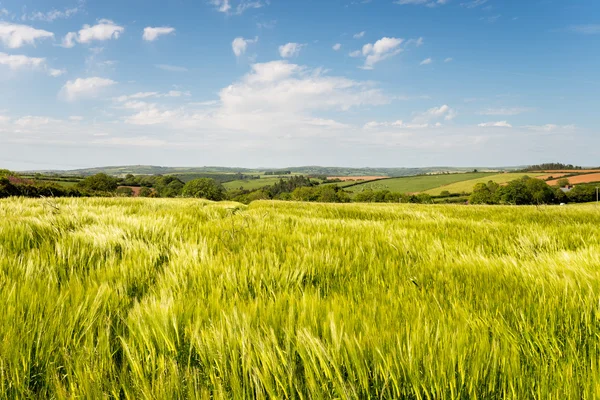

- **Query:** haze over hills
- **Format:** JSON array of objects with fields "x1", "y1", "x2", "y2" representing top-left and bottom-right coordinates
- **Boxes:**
[{"x1": 26, "y1": 165, "x2": 524, "y2": 177}]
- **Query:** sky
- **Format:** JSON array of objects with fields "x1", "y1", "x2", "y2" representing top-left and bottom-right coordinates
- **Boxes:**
[{"x1": 0, "y1": 0, "x2": 598, "y2": 170}]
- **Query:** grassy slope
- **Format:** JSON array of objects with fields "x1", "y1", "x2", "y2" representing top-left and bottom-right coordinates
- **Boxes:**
[
  {"x1": 425, "y1": 172, "x2": 545, "y2": 195},
  {"x1": 1, "y1": 198, "x2": 599, "y2": 398},
  {"x1": 346, "y1": 172, "x2": 495, "y2": 193}
]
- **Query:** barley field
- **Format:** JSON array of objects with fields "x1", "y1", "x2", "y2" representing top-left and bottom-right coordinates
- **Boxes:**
[{"x1": 1, "y1": 198, "x2": 600, "y2": 399}]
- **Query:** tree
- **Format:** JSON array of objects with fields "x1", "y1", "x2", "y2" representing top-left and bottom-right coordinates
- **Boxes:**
[
  {"x1": 181, "y1": 178, "x2": 225, "y2": 201},
  {"x1": 469, "y1": 183, "x2": 494, "y2": 204},
  {"x1": 139, "y1": 187, "x2": 153, "y2": 197},
  {"x1": 557, "y1": 178, "x2": 570, "y2": 188},
  {"x1": 77, "y1": 173, "x2": 118, "y2": 192}
]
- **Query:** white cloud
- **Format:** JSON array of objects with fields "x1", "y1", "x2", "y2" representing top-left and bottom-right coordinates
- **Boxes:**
[
  {"x1": 48, "y1": 68, "x2": 66, "y2": 77},
  {"x1": 364, "y1": 120, "x2": 433, "y2": 129},
  {"x1": 209, "y1": 0, "x2": 268, "y2": 15},
  {"x1": 143, "y1": 27, "x2": 175, "y2": 41},
  {"x1": 22, "y1": 6, "x2": 81, "y2": 22},
  {"x1": 332, "y1": 43, "x2": 342, "y2": 51},
  {"x1": 479, "y1": 107, "x2": 534, "y2": 116},
  {"x1": 60, "y1": 77, "x2": 117, "y2": 101},
  {"x1": 14, "y1": 116, "x2": 60, "y2": 128},
  {"x1": 394, "y1": 0, "x2": 448, "y2": 7},
  {"x1": 444, "y1": 57, "x2": 453, "y2": 63},
  {"x1": 63, "y1": 19, "x2": 124, "y2": 47},
  {"x1": 358, "y1": 37, "x2": 403, "y2": 69},
  {"x1": 461, "y1": 0, "x2": 488, "y2": 8},
  {"x1": 121, "y1": 60, "x2": 390, "y2": 141},
  {"x1": 413, "y1": 104, "x2": 456, "y2": 123},
  {"x1": 69, "y1": 116, "x2": 84, "y2": 121},
  {"x1": 478, "y1": 121, "x2": 512, "y2": 128},
  {"x1": 114, "y1": 91, "x2": 190, "y2": 103},
  {"x1": 232, "y1": 36, "x2": 258, "y2": 57},
  {"x1": 523, "y1": 124, "x2": 576, "y2": 132},
  {"x1": 420, "y1": 58, "x2": 432, "y2": 65},
  {"x1": 353, "y1": 31, "x2": 366, "y2": 39},
  {"x1": 0, "y1": 51, "x2": 65, "y2": 77},
  {"x1": 0, "y1": 22, "x2": 54, "y2": 49},
  {"x1": 0, "y1": 52, "x2": 45, "y2": 70},
  {"x1": 155, "y1": 64, "x2": 188, "y2": 72},
  {"x1": 279, "y1": 42, "x2": 305, "y2": 58}
]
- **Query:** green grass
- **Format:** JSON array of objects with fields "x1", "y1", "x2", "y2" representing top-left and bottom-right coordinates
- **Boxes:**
[
  {"x1": 424, "y1": 173, "x2": 545, "y2": 196},
  {"x1": 346, "y1": 172, "x2": 495, "y2": 194},
  {"x1": 1, "y1": 198, "x2": 600, "y2": 398}
]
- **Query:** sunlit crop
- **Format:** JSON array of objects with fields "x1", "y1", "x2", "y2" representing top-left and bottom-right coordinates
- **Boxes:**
[{"x1": 1, "y1": 197, "x2": 599, "y2": 398}]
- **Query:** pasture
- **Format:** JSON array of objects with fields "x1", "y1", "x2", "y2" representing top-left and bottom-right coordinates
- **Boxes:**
[{"x1": 1, "y1": 198, "x2": 599, "y2": 398}]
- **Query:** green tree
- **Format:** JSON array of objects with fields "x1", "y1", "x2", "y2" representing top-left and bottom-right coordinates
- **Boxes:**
[
  {"x1": 181, "y1": 178, "x2": 225, "y2": 201},
  {"x1": 557, "y1": 178, "x2": 570, "y2": 188},
  {"x1": 77, "y1": 173, "x2": 118, "y2": 192},
  {"x1": 139, "y1": 187, "x2": 153, "y2": 197},
  {"x1": 469, "y1": 183, "x2": 493, "y2": 204}
]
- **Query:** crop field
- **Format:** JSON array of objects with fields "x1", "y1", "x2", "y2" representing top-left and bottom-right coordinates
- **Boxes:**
[
  {"x1": 222, "y1": 177, "x2": 285, "y2": 191},
  {"x1": 424, "y1": 173, "x2": 545, "y2": 196},
  {"x1": 547, "y1": 173, "x2": 600, "y2": 186},
  {"x1": 1, "y1": 198, "x2": 600, "y2": 398},
  {"x1": 346, "y1": 172, "x2": 495, "y2": 194}
]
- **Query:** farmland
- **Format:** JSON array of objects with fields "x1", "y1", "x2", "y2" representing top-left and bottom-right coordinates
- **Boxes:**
[
  {"x1": 424, "y1": 173, "x2": 545, "y2": 196},
  {"x1": 346, "y1": 172, "x2": 495, "y2": 193},
  {"x1": 1, "y1": 197, "x2": 599, "y2": 398}
]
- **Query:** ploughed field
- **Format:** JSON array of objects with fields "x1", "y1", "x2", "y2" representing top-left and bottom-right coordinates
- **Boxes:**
[{"x1": 1, "y1": 198, "x2": 600, "y2": 398}]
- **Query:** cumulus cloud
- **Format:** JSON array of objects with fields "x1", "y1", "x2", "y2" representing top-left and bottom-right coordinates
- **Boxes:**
[
  {"x1": 232, "y1": 36, "x2": 258, "y2": 57},
  {"x1": 0, "y1": 52, "x2": 45, "y2": 70},
  {"x1": 48, "y1": 68, "x2": 66, "y2": 77},
  {"x1": 279, "y1": 42, "x2": 305, "y2": 58},
  {"x1": 0, "y1": 22, "x2": 54, "y2": 48},
  {"x1": 60, "y1": 77, "x2": 117, "y2": 101},
  {"x1": 62, "y1": 19, "x2": 124, "y2": 48},
  {"x1": 332, "y1": 43, "x2": 342, "y2": 51},
  {"x1": 413, "y1": 105, "x2": 456, "y2": 123},
  {"x1": 143, "y1": 27, "x2": 175, "y2": 41},
  {"x1": 120, "y1": 60, "x2": 389, "y2": 142},
  {"x1": 0, "y1": 52, "x2": 65, "y2": 77},
  {"x1": 478, "y1": 121, "x2": 513, "y2": 128},
  {"x1": 420, "y1": 58, "x2": 432, "y2": 65},
  {"x1": 357, "y1": 37, "x2": 403, "y2": 69}
]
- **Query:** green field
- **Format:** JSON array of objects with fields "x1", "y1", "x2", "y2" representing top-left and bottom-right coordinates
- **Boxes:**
[
  {"x1": 424, "y1": 173, "x2": 545, "y2": 196},
  {"x1": 1, "y1": 198, "x2": 599, "y2": 398},
  {"x1": 346, "y1": 172, "x2": 495, "y2": 194},
  {"x1": 223, "y1": 177, "x2": 288, "y2": 191}
]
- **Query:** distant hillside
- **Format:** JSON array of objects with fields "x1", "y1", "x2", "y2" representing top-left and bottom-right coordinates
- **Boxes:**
[{"x1": 31, "y1": 165, "x2": 519, "y2": 178}]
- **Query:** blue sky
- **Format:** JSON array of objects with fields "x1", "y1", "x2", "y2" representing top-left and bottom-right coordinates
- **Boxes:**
[{"x1": 0, "y1": 0, "x2": 598, "y2": 170}]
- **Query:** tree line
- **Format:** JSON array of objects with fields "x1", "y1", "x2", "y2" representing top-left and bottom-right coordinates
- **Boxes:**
[{"x1": 1, "y1": 170, "x2": 597, "y2": 205}]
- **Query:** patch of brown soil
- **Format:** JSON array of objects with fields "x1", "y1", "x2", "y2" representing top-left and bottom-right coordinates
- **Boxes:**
[
  {"x1": 547, "y1": 173, "x2": 600, "y2": 186},
  {"x1": 327, "y1": 176, "x2": 388, "y2": 182}
]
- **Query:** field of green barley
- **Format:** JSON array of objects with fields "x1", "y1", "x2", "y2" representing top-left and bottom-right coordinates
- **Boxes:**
[{"x1": 1, "y1": 197, "x2": 600, "y2": 398}]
